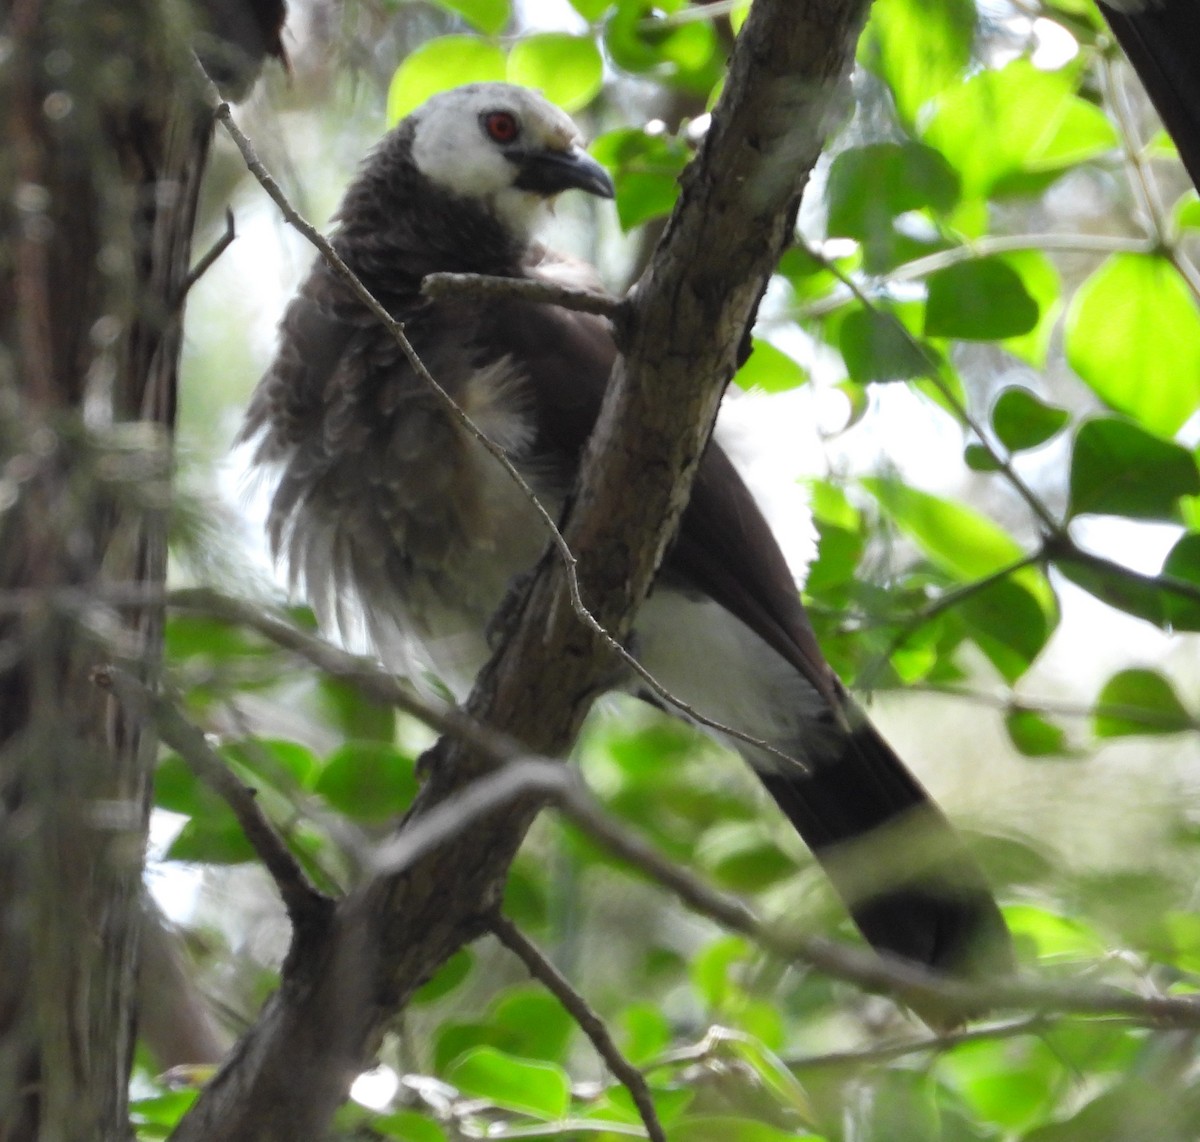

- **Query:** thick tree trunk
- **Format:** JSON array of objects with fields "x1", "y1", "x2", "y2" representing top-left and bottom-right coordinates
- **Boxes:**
[{"x1": 0, "y1": 1, "x2": 277, "y2": 1134}]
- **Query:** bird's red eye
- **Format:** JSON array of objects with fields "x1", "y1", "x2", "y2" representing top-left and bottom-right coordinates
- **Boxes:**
[{"x1": 483, "y1": 111, "x2": 520, "y2": 144}]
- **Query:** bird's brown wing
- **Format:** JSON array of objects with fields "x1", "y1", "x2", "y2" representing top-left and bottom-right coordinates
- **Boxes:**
[{"x1": 480, "y1": 295, "x2": 840, "y2": 704}]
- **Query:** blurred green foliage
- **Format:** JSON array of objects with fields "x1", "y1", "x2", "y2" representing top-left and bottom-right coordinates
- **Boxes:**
[{"x1": 147, "y1": 0, "x2": 1200, "y2": 1137}]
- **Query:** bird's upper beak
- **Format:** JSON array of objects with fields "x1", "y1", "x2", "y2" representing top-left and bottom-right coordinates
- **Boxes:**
[{"x1": 510, "y1": 144, "x2": 616, "y2": 200}]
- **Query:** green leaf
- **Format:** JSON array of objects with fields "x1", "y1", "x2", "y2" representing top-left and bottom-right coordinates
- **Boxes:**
[
  {"x1": 365, "y1": 1109, "x2": 448, "y2": 1141},
  {"x1": 965, "y1": 442, "x2": 1002, "y2": 472},
  {"x1": 1094, "y1": 668, "x2": 1192, "y2": 737},
  {"x1": 859, "y1": 0, "x2": 976, "y2": 126},
  {"x1": 923, "y1": 60, "x2": 1117, "y2": 197},
  {"x1": 412, "y1": 949, "x2": 473, "y2": 1005},
  {"x1": 1162, "y1": 532, "x2": 1200, "y2": 631},
  {"x1": 699, "y1": 826, "x2": 795, "y2": 892},
  {"x1": 957, "y1": 578, "x2": 1052, "y2": 682},
  {"x1": 839, "y1": 305, "x2": 932, "y2": 383},
  {"x1": 1004, "y1": 903, "x2": 1107, "y2": 960},
  {"x1": 925, "y1": 257, "x2": 1040, "y2": 340},
  {"x1": 618, "y1": 1004, "x2": 672, "y2": 1066},
  {"x1": 1005, "y1": 708, "x2": 1070, "y2": 757},
  {"x1": 490, "y1": 988, "x2": 574, "y2": 1063},
  {"x1": 862, "y1": 477, "x2": 1026, "y2": 581},
  {"x1": 166, "y1": 815, "x2": 256, "y2": 864},
  {"x1": 446, "y1": 1047, "x2": 570, "y2": 1119},
  {"x1": 315, "y1": 742, "x2": 417, "y2": 820},
  {"x1": 691, "y1": 935, "x2": 752, "y2": 1010},
  {"x1": 1068, "y1": 418, "x2": 1200, "y2": 520},
  {"x1": 1176, "y1": 191, "x2": 1200, "y2": 232},
  {"x1": 826, "y1": 142, "x2": 959, "y2": 271},
  {"x1": 316, "y1": 677, "x2": 395, "y2": 743},
  {"x1": 387, "y1": 37, "x2": 507, "y2": 124},
  {"x1": 429, "y1": 0, "x2": 510, "y2": 34},
  {"x1": 734, "y1": 339, "x2": 807, "y2": 393},
  {"x1": 590, "y1": 127, "x2": 687, "y2": 231},
  {"x1": 570, "y1": 0, "x2": 611, "y2": 18},
  {"x1": 992, "y1": 387, "x2": 1069, "y2": 451},
  {"x1": 605, "y1": 0, "x2": 720, "y2": 91},
  {"x1": 507, "y1": 34, "x2": 603, "y2": 113},
  {"x1": 945, "y1": 1038, "x2": 1062, "y2": 1130},
  {"x1": 671, "y1": 1119, "x2": 822, "y2": 1142},
  {"x1": 1053, "y1": 554, "x2": 1168, "y2": 628},
  {"x1": 1065, "y1": 254, "x2": 1200, "y2": 435},
  {"x1": 999, "y1": 250, "x2": 1063, "y2": 366}
]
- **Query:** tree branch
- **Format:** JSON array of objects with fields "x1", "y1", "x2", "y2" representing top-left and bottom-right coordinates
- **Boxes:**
[
  {"x1": 173, "y1": 5, "x2": 878, "y2": 1137},
  {"x1": 489, "y1": 914, "x2": 667, "y2": 1142},
  {"x1": 421, "y1": 271, "x2": 621, "y2": 317}
]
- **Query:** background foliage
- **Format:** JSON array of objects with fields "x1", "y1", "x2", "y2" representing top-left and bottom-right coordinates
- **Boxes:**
[{"x1": 148, "y1": 0, "x2": 1200, "y2": 1137}]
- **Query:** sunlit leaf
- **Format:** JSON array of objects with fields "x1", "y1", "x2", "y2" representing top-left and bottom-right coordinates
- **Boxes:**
[
  {"x1": 507, "y1": 34, "x2": 603, "y2": 112},
  {"x1": 1094, "y1": 668, "x2": 1192, "y2": 737},
  {"x1": 924, "y1": 60, "x2": 1116, "y2": 197},
  {"x1": 1005, "y1": 708, "x2": 1070, "y2": 757},
  {"x1": 1065, "y1": 254, "x2": 1200, "y2": 435},
  {"x1": 387, "y1": 37, "x2": 507, "y2": 124},
  {"x1": 429, "y1": 0, "x2": 510, "y2": 35},
  {"x1": 446, "y1": 1047, "x2": 570, "y2": 1119},
  {"x1": 734, "y1": 339, "x2": 807, "y2": 393},
  {"x1": 860, "y1": 0, "x2": 976, "y2": 126}
]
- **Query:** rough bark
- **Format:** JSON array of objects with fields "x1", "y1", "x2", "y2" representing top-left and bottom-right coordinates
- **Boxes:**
[
  {"x1": 171, "y1": 1, "x2": 873, "y2": 1137},
  {"x1": 0, "y1": 1, "x2": 278, "y2": 1136}
]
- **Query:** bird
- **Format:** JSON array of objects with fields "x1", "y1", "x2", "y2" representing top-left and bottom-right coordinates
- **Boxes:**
[
  {"x1": 241, "y1": 83, "x2": 1012, "y2": 988},
  {"x1": 1098, "y1": 1, "x2": 1200, "y2": 193}
]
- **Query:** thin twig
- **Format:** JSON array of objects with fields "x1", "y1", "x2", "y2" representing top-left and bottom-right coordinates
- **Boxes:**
[
  {"x1": 170, "y1": 587, "x2": 530, "y2": 765},
  {"x1": 908, "y1": 680, "x2": 1200, "y2": 733},
  {"x1": 811, "y1": 246, "x2": 1065, "y2": 539},
  {"x1": 489, "y1": 914, "x2": 667, "y2": 1142},
  {"x1": 1100, "y1": 52, "x2": 1200, "y2": 305},
  {"x1": 190, "y1": 63, "x2": 807, "y2": 775},
  {"x1": 100, "y1": 668, "x2": 333, "y2": 928},
  {"x1": 422, "y1": 271, "x2": 621, "y2": 318},
  {"x1": 176, "y1": 208, "x2": 236, "y2": 306},
  {"x1": 797, "y1": 233, "x2": 1152, "y2": 321},
  {"x1": 857, "y1": 550, "x2": 1044, "y2": 692}
]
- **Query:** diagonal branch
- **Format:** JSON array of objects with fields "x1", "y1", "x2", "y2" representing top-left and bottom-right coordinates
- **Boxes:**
[{"x1": 489, "y1": 914, "x2": 667, "y2": 1142}]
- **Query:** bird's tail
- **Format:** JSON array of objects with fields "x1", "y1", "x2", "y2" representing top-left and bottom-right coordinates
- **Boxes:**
[
  {"x1": 1100, "y1": 1, "x2": 1200, "y2": 192},
  {"x1": 755, "y1": 708, "x2": 1012, "y2": 985}
]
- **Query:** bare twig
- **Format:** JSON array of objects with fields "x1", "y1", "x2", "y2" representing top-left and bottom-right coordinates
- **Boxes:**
[
  {"x1": 810, "y1": 246, "x2": 1065, "y2": 539},
  {"x1": 101, "y1": 669, "x2": 333, "y2": 929},
  {"x1": 489, "y1": 914, "x2": 667, "y2": 1142},
  {"x1": 422, "y1": 271, "x2": 621, "y2": 318},
  {"x1": 176, "y1": 208, "x2": 236, "y2": 306},
  {"x1": 858, "y1": 550, "x2": 1045, "y2": 692}
]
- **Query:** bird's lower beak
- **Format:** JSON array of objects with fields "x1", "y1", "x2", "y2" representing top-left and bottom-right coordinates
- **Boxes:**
[{"x1": 511, "y1": 145, "x2": 616, "y2": 200}]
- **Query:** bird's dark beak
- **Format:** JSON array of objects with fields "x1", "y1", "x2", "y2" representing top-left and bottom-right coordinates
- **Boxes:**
[{"x1": 511, "y1": 145, "x2": 615, "y2": 200}]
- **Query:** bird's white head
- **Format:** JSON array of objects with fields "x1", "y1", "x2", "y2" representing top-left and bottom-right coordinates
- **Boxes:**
[{"x1": 408, "y1": 83, "x2": 614, "y2": 237}]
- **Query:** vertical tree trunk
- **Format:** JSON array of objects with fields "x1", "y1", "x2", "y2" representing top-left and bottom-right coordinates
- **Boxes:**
[{"x1": 0, "y1": 2, "x2": 277, "y2": 1134}]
